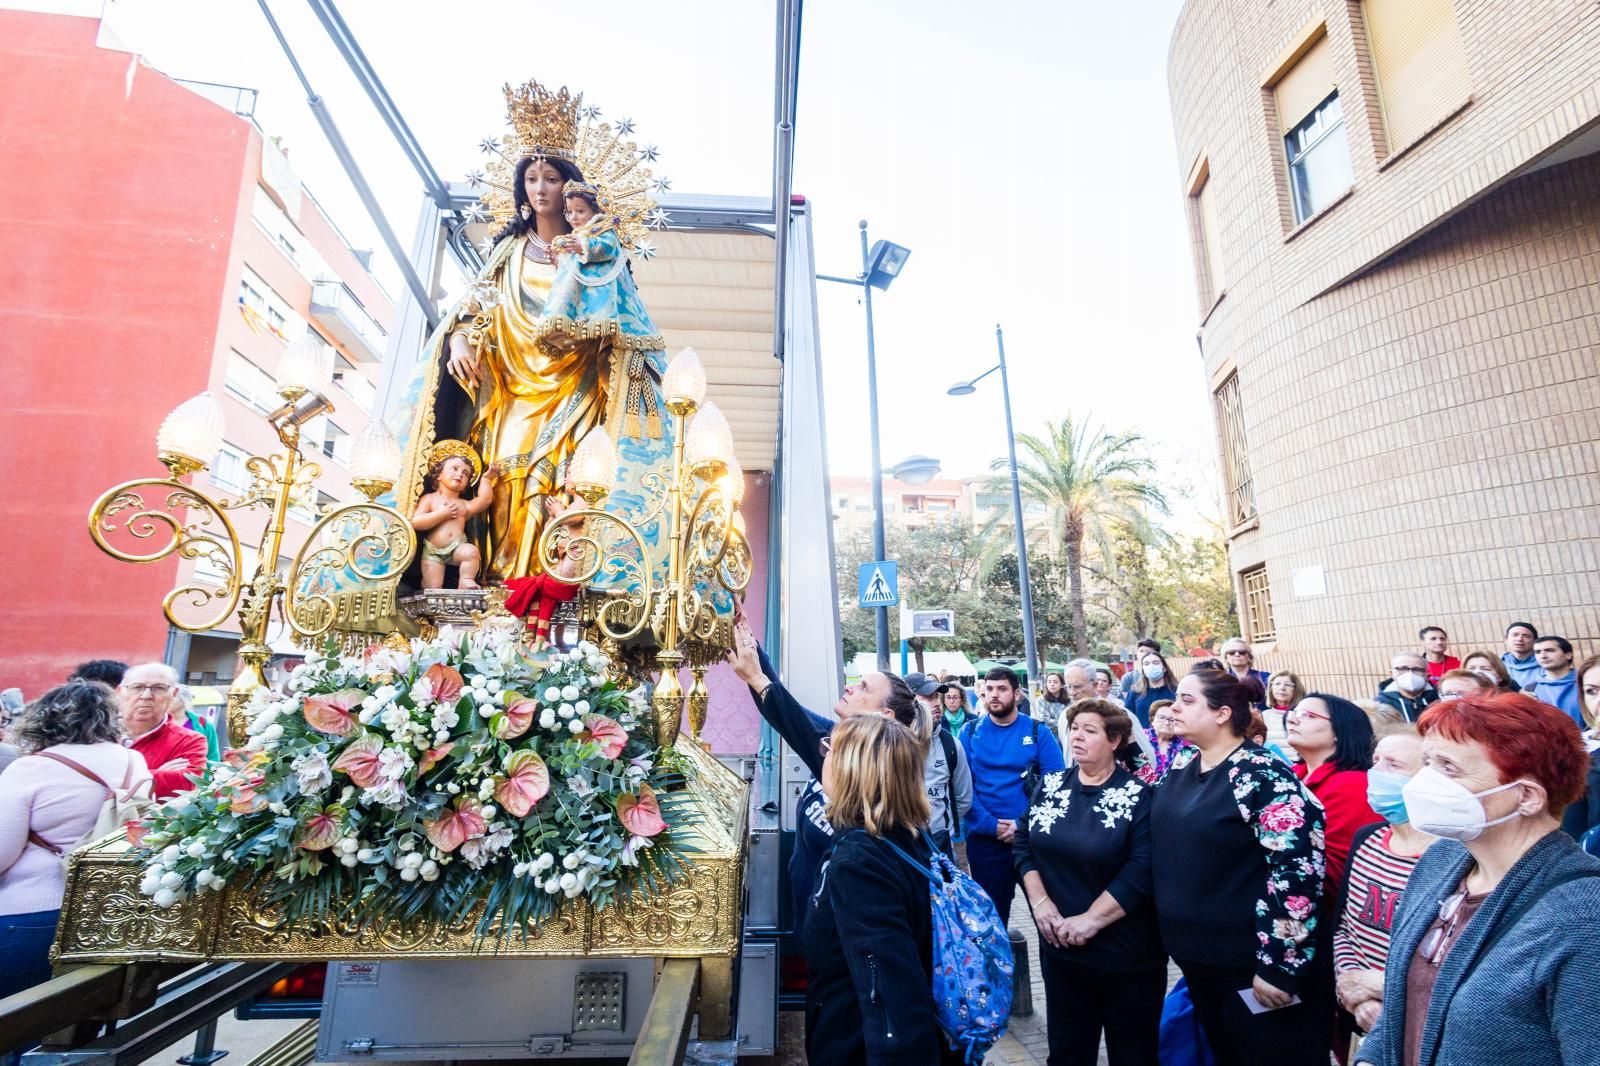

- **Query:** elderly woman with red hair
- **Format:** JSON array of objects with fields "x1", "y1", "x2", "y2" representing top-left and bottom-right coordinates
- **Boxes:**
[{"x1": 1353, "y1": 693, "x2": 1600, "y2": 1066}]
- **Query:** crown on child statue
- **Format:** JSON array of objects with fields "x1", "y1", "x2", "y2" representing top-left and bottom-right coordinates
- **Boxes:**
[
  {"x1": 468, "y1": 79, "x2": 670, "y2": 257},
  {"x1": 563, "y1": 180, "x2": 599, "y2": 199},
  {"x1": 425, "y1": 439, "x2": 482, "y2": 481}
]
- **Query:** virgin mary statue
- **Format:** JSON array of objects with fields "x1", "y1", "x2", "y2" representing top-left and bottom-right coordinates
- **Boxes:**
[{"x1": 387, "y1": 81, "x2": 672, "y2": 586}]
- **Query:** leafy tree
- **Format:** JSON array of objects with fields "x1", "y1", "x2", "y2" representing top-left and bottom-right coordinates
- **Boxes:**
[{"x1": 988, "y1": 417, "x2": 1169, "y2": 656}]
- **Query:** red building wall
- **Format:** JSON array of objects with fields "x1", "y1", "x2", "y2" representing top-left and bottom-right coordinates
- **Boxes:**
[{"x1": 0, "y1": 13, "x2": 250, "y2": 695}]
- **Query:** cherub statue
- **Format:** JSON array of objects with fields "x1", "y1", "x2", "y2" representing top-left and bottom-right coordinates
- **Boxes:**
[
  {"x1": 412, "y1": 440, "x2": 494, "y2": 590},
  {"x1": 503, "y1": 490, "x2": 585, "y2": 646}
]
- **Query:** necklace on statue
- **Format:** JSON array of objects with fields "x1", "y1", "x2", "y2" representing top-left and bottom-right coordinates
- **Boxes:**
[{"x1": 524, "y1": 231, "x2": 553, "y2": 264}]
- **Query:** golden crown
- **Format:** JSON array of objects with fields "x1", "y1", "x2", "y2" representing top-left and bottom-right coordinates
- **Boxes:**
[
  {"x1": 425, "y1": 439, "x2": 482, "y2": 481},
  {"x1": 468, "y1": 79, "x2": 670, "y2": 257}
]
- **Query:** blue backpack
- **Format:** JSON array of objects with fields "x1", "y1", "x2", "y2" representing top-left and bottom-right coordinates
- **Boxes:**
[{"x1": 882, "y1": 830, "x2": 1014, "y2": 1064}]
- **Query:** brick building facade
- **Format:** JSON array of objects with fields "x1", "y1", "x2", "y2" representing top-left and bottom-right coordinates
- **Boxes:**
[{"x1": 1168, "y1": 0, "x2": 1600, "y2": 695}]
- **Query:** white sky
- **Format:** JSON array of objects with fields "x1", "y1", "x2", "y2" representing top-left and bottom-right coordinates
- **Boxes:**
[{"x1": 19, "y1": 0, "x2": 1221, "y2": 525}]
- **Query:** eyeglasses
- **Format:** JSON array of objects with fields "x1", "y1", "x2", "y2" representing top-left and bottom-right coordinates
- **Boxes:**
[
  {"x1": 1287, "y1": 707, "x2": 1330, "y2": 722},
  {"x1": 123, "y1": 683, "x2": 175, "y2": 696},
  {"x1": 1393, "y1": 667, "x2": 1427, "y2": 676},
  {"x1": 1226, "y1": 649, "x2": 1251, "y2": 657},
  {"x1": 1420, "y1": 890, "x2": 1471, "y2": 965}
]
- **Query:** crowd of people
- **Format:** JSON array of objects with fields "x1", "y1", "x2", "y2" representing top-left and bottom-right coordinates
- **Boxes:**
[
  {"x1": 730, "y1": 618, "x2": 1600, "y2": 1065},
  {"x1": 0, "y1": 660, "x2": 215, "y2": 1005}
]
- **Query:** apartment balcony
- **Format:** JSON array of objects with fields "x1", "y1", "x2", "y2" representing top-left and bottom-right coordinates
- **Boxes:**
[{"x1": 309, "y1": 279, "x2": 387, "y2": 363}]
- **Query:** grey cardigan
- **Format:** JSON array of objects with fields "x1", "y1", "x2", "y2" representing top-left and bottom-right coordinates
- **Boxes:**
[{"x1": 1356, "y1": 830, "x2": 1600, "y2": 1066}]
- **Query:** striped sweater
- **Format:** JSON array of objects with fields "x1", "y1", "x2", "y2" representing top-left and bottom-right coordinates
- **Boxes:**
[{"x1": 1332, "y1": 825, "x2": 1424, "y2": 974}]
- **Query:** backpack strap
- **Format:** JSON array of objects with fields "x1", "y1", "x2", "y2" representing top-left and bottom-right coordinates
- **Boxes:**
[
  {"x1": 877, "y1": 833, "x2": 939, "y2": 884},
  {"x1": 25, "y1": 752, "x2": 116, "y2": 856},
  {"x1": 32, "y1": 751, "x2": 114, "y2": 793}
]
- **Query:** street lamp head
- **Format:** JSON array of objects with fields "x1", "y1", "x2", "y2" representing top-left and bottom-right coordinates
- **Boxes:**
[
  {"x1": 865, "y1": 239, "x2": 911, "y2": 290},
  {"x1": 947, "y1": 381, "x2": 977, "y2": 397},
  {"x1": 889, "y1": 455, "x2": 941, "y2": 485}
]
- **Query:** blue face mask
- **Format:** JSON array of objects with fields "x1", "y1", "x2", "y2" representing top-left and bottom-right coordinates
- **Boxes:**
[{"x1": 1367, "y1": 769, "x2": 1413, "y2": 824}]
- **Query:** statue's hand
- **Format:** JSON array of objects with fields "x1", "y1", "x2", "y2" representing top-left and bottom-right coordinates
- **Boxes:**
[{"x1": 447, "y1": 333, "x2": 482, "y2": 390}]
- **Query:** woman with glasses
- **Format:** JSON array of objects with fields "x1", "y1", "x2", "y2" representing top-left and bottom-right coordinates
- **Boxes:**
[
  {"x1": 1219, "y1": 638, "x2": 1270, "y2": 709},
  {"x1": 1352, "y1": 693, "x2": 1600, "y2": 1066},
  {"x1": 1287, "y1": 694, "x2": 1379, "y2": 892},
  {"x1": 1150, "y1": 670, "x2": 1328, "y2": 1066},
  {"x1": 1137, "y1": 699, "x2": 1189, "y2": 783}
]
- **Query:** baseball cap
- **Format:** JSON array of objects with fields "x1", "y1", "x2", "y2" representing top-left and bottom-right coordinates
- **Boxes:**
[{"x1": 903, "y1": 672, "x2": 942, "y2": 697}]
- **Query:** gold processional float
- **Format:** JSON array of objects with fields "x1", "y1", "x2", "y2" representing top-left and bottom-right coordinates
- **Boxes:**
[{"x1": 61, "y1": 82, "x2": 756, "y2": 1036}]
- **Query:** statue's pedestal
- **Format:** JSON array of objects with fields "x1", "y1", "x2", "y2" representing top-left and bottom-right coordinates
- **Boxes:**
[{"x1": 51, "y1": 739, "x2": 747, "y2": 966}]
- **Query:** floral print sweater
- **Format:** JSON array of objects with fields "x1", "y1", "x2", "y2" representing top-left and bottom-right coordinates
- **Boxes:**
[{"x1": 1150, "y1": 741, "x2": 1327, "y2": 991}]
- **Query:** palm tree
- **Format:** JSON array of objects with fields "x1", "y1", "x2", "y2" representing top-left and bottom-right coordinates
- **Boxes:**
[{"x1": 987, "y1": 416, "x2": 1170, "y2": 656}]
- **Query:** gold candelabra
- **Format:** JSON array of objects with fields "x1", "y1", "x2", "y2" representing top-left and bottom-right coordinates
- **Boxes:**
[
  {"x1": 87, "y1": 335, "x2": 415, "y2": 745},
  {"x1": 537, "y1": 347, "x2": 752, "y2": 748}
]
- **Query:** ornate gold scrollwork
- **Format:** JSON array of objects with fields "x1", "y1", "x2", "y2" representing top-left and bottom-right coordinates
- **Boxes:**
[
  {"x1": 535, "y1": 507, "x2": 657, "y2": 642},
  {"x1": 286, "y1": 502, "x2": 417, "y2": 639},
  {"x1": 87, "y1": 478, "x2": 245, "y2": 633}
]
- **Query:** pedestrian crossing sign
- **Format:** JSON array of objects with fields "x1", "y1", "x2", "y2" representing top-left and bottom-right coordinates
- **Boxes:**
[{"x1": 857, "y1": 561, "x2": 899, "y2": 608}]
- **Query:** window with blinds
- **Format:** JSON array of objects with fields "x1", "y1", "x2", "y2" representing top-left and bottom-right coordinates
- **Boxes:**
[
  {"x1": 1241, "y1": 565, "x2": 1276, "y2": 643},
  {"x1": 1194, "y1": 167, "x2": 1226, "y2": 301},
  {"x1": 1213, "y1": 372, "x2": 1257, "y2": 528},
  {"x1": 1271, "y1": 32, "x2": 1352, "y2": 224},
  {"x1": 1362, "y1": 0, "x2": 1471, "y2": 153}
]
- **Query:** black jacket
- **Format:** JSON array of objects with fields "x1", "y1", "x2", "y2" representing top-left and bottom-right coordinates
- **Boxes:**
[
  {"x1": 1374, "y1": 685, "x2": 1438, "y2": 723},
  {"x1": 801, "y1": 828, "x2": 962, "y2": 1065}
]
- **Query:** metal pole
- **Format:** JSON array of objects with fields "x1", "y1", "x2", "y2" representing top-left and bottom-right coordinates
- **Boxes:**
[
  {"x1": 255, "y1": 1, "x2": 440, "y2": 331},
  {"x1": 996, "y1": 324, "x2": 1040, "y2": 685},
  {"x1": 861, "y1": 221, "x2": 890, "y2": 672}
]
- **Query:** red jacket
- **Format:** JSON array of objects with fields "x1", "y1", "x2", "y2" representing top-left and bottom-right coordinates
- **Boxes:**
[
  {"x1": 129, "y1": 715, "x2": 208, "y2": 798},
  {"x1": 1295, "y1": 761, "x2": 1381, "y2": 893}
]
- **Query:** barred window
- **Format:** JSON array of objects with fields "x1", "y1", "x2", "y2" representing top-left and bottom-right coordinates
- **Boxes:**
[
  {"x1": 1241, "y1": 565, "x2": 1276, "y2": 643},
  {"x1": 1213, "y1": 372, "x2": 1257, "y2": 527}
]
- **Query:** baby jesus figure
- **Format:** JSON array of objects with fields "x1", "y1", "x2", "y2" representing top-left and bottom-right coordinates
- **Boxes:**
[
  {"x1": 503, "y1": 491, "x2": 586, "y2": 646},
  {"x1": 412, "y1": 439, "x2": 494, "y2": 590}
]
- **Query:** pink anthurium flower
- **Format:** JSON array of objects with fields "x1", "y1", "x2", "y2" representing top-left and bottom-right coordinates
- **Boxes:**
[
  {"x1": 423, "y1": 663, "x2": 465, "y2": 704},
  {"x1": 295, "y1": 805, "x2": 345, "y2": 851},
  {"x1": 617, "y1": 784, "x2": 666, "y2": 838},
  {"x1": 331, "y1": 733, "x2": 385, "y2": 788},
  {"x1": 581, "y1": 715, "x2": 628, "y2": 760},
  {"x1": 227, "y1": 779, "x2": 268, "y2": 815},
  {"x1": 418, "y1": 742, "x2": 455, "y2": 775},
  {"x1": 493, "y1": 750, "x2": 551, "y2": 817},
  {"x1": 302, "y1": 689, "x2": 365, "y2": 736},
  {"x1": 492, "y1": 696, "x2": 537, "y2": 740},
  {"x1": 424, "y1": 796, "x2": 487, "y2": 853}
]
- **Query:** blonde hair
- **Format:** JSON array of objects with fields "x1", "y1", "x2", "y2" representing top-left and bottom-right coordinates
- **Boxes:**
[
  {"x1": 1266, "y1": 670, "x2": 1305, "y2": 707},
  {"x1": 824, "y1": 714, "x2": 931, "y2": 837}
]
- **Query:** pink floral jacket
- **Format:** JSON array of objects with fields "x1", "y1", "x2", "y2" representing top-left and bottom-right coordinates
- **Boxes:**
[{"x1": 1170, "y1": 742, "x2": 1327, "y2": 983}]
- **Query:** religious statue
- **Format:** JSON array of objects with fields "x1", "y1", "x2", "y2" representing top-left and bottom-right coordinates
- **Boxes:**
[
  {"x1": 411, "y1": 440, "x2": 493, "y2": 589},
  {"x1": 388, "y1": 81, "x2": 672, "y2": 587}
]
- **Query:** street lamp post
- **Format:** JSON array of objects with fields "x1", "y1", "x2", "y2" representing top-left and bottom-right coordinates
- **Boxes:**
[
  {"x1": 818, "y1": 220, "x2": 912, "y2": 672},
  {"x1": 949, "y1": 324, "x2": 1041, "y2": 688}
]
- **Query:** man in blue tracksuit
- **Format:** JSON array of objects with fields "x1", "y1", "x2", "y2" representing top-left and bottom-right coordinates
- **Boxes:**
[{"x1": 959, "y1": 665, "x2": 1065, "y2": 926}]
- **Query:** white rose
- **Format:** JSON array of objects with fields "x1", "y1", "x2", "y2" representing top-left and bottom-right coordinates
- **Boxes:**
[
  {"x1": 575, "y1": 700, "x2": 590, "y2": 716},
  {"x1": 544, "y1": 877, "x2": 562, "y2": 894},
  {"x1": 403, "y1": 853, "x2": 424, "y2": 869},
  {"x1": 262, "y1": 723, "x2": 284, "y2": 742},
  {"x1": 567, "y1": 718, "x2": 584, "y2": 734},
  {"x1": 561, "y1": 685, "x2": 580, "y2": 702},
  {"x1": 558, "y1": 703, "x2": 575, "y2": 719},
  {"x1": 152, "y1": 888, "x2": 178, "y2": 908},
  {"x1": 161, "y1": 845, "x2": 181, "y2": 866},
  {"x1": 448, "y1": 783, "x2": 461, "y2": 794},
  {"x1": 160, "y1": 870, "x2": 184, "y2": 889},
  {"x1": 536, "y1": 853, "x2": 555, "y2": 872},
  {"x1": 356, "y1": 848, "x2": 374, "y2": 863},
  {"x1": 482, "y1": 805, "x2": 497, "y2": 819},
  {"x1": 185, "y1": 841, "x2": 207, "y2": 859},
  {"x1": 140, "y1": 876, "x2": 161, "y2": 897},
  {"x1": 399, "y1": 867, "x2": 418, "y2": 882},
  {"x1": 539, "y1": 710, "x2": 557, "y2": 730},
  {"x1": 559, "y1": 872, "x2": 578, "y2": 892},
  {"x1": 420, "y1": 860, "x2": 439, "y2": 882},
  {"x1": 544, "y1": 687, "x2": 561, "y2": 702},
  {"x1": 340, "y1": 853, "x2": 359, "y2": 868},
  {"x1": 563, "y1": 852, "x2": 580, "y2": 870},
  {"x1": 486, "y1": 679, "x2": 502, "y2": 694},
  {"x1": 513, "y1": 862, "x2": 529, "y2": 877}
]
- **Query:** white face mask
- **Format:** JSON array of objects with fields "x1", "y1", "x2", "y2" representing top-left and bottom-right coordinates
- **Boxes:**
[
  {"x1": 1395, "y1": 672, "x2": 1428, "y2": 694},
  {"x1": 1401, "y1": 765, "x2": 1527, "y2": 840},
  {"x1": 1143, "y1": 662, "x2": 1166, "y2": 682}
]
